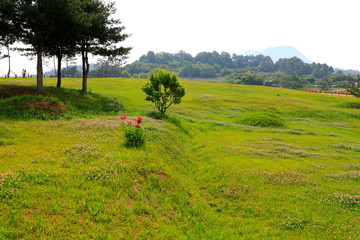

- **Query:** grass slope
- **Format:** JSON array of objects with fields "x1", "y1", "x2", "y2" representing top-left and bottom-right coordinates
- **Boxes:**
[
  {"x1": 0, "y1": 85, "x2": 122, "y2": 120},
  {"x1": 0, "y1": 77, "x2": 359, "y2": 239}
]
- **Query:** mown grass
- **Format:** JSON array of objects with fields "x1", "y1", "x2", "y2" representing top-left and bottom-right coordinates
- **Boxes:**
[{"x1": 0, "y1": 77, "x2": 359, "y2": 239}]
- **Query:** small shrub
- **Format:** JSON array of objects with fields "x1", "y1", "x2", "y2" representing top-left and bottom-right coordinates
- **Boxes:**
[
  {"x1": 238, "y1": 112, "x2": 286, "y2": 128},
  {"x1": 120, "y1": 116, "x2": 146, "y2": 148},
  {"x1": 124, "y1": 127, "x2": 146, "y2": 147},
  {"x1": 142, "y1": 68, "x2": 185, "y2": 114}
]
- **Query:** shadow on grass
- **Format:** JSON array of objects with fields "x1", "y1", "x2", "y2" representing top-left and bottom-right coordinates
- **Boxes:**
[{"x1": 147, "y1": 111, "x2": 191, "y2": 135}]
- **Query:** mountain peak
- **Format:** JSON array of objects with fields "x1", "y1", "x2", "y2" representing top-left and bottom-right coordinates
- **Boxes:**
[{"x1": 243, "y1": 46, "x2": 312, "y2": 64}]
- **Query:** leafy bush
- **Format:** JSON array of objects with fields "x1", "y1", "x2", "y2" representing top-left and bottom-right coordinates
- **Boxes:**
[
  {"x1": 124, "y1": 127, "x2": 146, "y2": 148},
  {"x1": 347, "y1": 75, "x2": 360, "y2": 98},
  {"x1": 120, "y1": 116, "x2": 146, "y2": 147},
  {"x1": 237, "y1": 112, "x2": 286, "y2": 128},
  {"x1": 234, "y1": 73, "x2": 264, "y2": 85},
  {"x1": 142, "y1": 69, "x2": 185, "y2": 114}
]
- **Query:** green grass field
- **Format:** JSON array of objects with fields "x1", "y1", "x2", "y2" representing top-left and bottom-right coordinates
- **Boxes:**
[{"x1": 0, "y1": 77, "x2": 359, "y2": 239}]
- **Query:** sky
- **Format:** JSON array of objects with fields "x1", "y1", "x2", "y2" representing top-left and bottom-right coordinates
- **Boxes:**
[{"x1": 1, "y1": 0, "x2": 359, "y2": 76}]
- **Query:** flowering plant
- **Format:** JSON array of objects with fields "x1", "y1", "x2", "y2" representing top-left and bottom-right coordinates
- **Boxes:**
[{"x1": 120, "y1": 115, "x2": 146, "y2": 147}]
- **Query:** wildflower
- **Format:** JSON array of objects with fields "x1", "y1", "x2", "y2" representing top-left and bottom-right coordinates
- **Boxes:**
[
  {"x1": 135, "y1": 125, "x2": 141, "y2": 128},
  {"x1": 135, "y1": 117, "x2": 143, "y2": 124},
  {"x1": 120, "y1": 115, "x2": 127, "y2": 120},
  {"x1": 126, "y1": 120, "x2": 133, "y2": 124}
]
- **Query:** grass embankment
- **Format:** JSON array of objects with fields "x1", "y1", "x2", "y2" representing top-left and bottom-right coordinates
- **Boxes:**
[
  {"x1": 0, "y1": 85, "x2": 122, "y2": 119},
  {"x1": 0, "y1": 77, "x2": 359, "y2": 239}
]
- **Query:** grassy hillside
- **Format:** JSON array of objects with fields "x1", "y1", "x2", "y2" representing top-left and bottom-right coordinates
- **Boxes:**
[{"x1": 0, "y1": 77, "x2": 359, "y2": 239}]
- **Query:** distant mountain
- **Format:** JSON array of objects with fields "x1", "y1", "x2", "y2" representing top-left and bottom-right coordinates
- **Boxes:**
[{"x1": 243, "y1": 46, "x2": 312, "y2": 64}]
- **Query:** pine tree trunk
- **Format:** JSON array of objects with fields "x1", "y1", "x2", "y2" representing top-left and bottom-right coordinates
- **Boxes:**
[
  {"x1": 56, "y1": 53, "x2": 62, "y2": 88},
  {"x1": 36, "y1": 47, "x2": 44, "y2": 94},
  {"x1": 81, "y1": 44, "x2": 89, "y2": 94}
]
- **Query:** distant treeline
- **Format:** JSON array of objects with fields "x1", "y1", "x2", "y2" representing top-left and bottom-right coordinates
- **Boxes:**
[
  {"x1": 125, "y1": 50, "x2": 335, "y2": 79},
  {"x1": 58, "y1": 50, "x2": 357, "y2": 90}
]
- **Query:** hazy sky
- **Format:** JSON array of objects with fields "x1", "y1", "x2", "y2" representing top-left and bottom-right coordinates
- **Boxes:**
[
  {"x1": 1, "y1": 0, "x2": 359, "y2": 76},
  {"x1": 115, "y1": 0, "x2": 360, "y2": 68}
]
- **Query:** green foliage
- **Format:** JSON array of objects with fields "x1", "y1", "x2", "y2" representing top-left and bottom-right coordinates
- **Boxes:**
[
  {"x1": 279, "y1": 75, "x2": 306, "y2": 89},
  {"x1": 276, "y1": 57, "x2": 312, "y2": 76},
  {"x1": 234, "y1": 72, "x2": 264, "y2": 85},
  {"x1": 337, "y1": 101, "x2": 360, "y2": 109},
  {"x1": 126, "y1": 51, "x2": 336, "y2": 82},
  {"x1": 76, "y1": 0, "x2": 131, "y2": 93},
  {"x1": 89, "y1": 62, "x2": 130, "y2": 78},
  {"x1": 314, "y1": 79, "x2": 330, "y2": 90},
  {"x1": 237, "y1": 112, "x2": 287, "y2": 128},
  {"x1": 347, "y1": 75, "x2": 360, "y2": 98},
  {"x1": 124, "y1": 127, "x2": 146, "y2": 148},
  {"x1": 312, "y1": 63, "x2": 334, "y2": 78},
  {"x1": 3, "y1": 0, "x2": 130, "y2": 93},
  {"x1": 62, "y1": 66, "x2": 79, "y2": 78},
  {"x1": 0, "y1": 0, "x2": 17, "y2": 46},
  {"x1": 142, "y1": 69, "x2": 185, "y2": 114}
]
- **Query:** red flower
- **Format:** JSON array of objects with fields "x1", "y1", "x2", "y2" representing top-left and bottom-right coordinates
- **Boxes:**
[
  {"x1": 135, "y1": 125, "x2": 141, "y2": 128},
  {"x1": 135, "y1": 117, "x2": 143, "y2": 124},
  {"x1": 126, "y1": 120, "x2": 133, "y2": 124},
  {"x1": 120, "y1": 115, "x2": 127, "y2": 120}
]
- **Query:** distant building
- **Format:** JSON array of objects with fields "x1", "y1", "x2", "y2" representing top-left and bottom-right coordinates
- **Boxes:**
[{"x1": 265, "y1": 80, "x2": 275, "y2": 87}]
